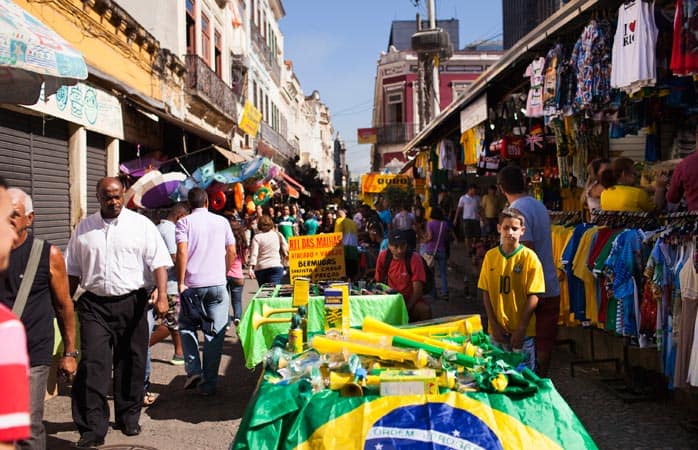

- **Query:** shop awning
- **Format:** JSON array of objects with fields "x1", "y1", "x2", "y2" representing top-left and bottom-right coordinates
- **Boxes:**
[
  {"x1": 401, "y1": 0, "x2": 600, "y2": 156},
  {"x1": 213, "y1": 145, "x2": 250, "y2": 164},
  {"x1": 0, "y1": 0, "x2": 88, "y2": 104},
  {"x1": 281, "y1": 172, "x2": 310, "y2": 196}
]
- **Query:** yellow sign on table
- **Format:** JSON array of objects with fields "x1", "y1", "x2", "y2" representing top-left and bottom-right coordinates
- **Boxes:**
[
  {"x1": 239, "y1": 101, "x2": 262, "y2": 136},
  {"x1": 288, "y1": 232, "x2": 345, "y2": 282}
]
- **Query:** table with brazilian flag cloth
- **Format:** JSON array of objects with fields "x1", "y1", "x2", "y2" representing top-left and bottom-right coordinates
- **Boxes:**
[
  {"x1": 239, "y1": 291, "x2": 408, "y2": 368},
  {"x1": 231, "y1": 375, "x2": 597, "y2": 449}
]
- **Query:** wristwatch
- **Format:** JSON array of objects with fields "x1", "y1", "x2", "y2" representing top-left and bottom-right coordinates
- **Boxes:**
[{"x1": 63, "y1": 350, "x2": 80, "y2": 359}]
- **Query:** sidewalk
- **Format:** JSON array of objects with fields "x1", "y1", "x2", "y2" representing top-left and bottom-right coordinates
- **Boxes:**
[{"x1": 41, "y1": 241, "x2": 697, "y2": 449}]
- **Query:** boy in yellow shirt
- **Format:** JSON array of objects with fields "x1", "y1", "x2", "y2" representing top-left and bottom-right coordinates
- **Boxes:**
[{"x1": 478, "y1": 208, "x2": 546, "y2": 370}]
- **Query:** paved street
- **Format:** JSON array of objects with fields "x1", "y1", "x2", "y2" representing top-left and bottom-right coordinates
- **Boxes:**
[{"x1": 42, "y1": 242, "x2": 698, "y2": 449}]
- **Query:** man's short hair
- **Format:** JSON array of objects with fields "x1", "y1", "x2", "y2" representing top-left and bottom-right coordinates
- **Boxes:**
[
  {"x1": 0, "y1": 176, "x2": 6, "y2": 189},
  {"x1": 169, "y1": 202, "x2": 189, "y2": 218},
  {"x1": 497, "y1": 166, "x2": 526, "y2": 194},
  {"x1": 188, "y1": 188, "x2": 208, "y2": 209},
  {"x1": 7, "y1": 188, "x2": 33, "y2": 214},
  {"x1": 499, "y1": 207, "x2": 525, "y2": 226}
]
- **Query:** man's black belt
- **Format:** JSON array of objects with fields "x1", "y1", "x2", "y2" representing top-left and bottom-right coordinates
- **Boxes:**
[{"x1": 83, "y1": 288, "x2": 146, "y2": 301}]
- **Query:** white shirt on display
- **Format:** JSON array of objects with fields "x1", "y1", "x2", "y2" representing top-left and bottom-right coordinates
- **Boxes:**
[{"x1": 66, "y1": 208, "x2": 172, "y2": 297}]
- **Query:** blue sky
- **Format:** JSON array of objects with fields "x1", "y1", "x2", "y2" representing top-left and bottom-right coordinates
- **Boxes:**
[{"x1": 279, "y1": 1, "x2": 502, "y2": 178}]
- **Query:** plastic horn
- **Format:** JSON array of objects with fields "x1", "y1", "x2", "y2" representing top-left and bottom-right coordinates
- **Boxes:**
[
  {"x1": 345, "y1": 329, "x2": 393, "y2": 347},
  {"x1": 261, "y1": 304, "x2": 298, "y2": 318},
  {"x1": 362, "y1": 317, "x2": 463, "y2": 353},
  {"x1": 329, "y1": 372, "x2": 380, "y2": 396},
  {"x1": 252, "y1": 313, "x2": 293, "y2": 330},
  {"x1": 407, "y1": 316, "x2": 483, "y2": 336},
  {"x1": 311, "y1": 335, "x2": 429, "y2": 368},
  {"x1": 391, "y1": 336, "x2": 479, "y2": 368}
]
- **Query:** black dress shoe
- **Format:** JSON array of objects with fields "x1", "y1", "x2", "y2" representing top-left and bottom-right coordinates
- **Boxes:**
[
  {"x1": 121, "y1": 424, "x2": 141, "y2": 436},
  {"x1": 75, "y1": 434, "x2": 104, "y2": 448}
]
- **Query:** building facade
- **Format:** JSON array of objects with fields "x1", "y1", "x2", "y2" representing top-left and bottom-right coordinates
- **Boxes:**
[
  {"x1": 0, "y1": 0, "x2": 337, "y2": 249},
  {"x1": 502, "y1": 0, "x2": 567, "y2": 49},
  {"x1": 370, "y1": 20, "x2": 502, "y2": 172}
]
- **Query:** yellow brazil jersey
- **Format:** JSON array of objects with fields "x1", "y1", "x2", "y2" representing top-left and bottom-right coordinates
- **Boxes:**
[
  {"x1": 551, "y1": 225, "x2": 574, "y2": 324},
  {"x1": 460, "y1": 128, "x2": 478, "y2": 166},
  {"x1": 572, "y1": 226, "x2": 601, "y2": 324},
  {"x1": 477, "y1": 245, "x2": 546, "y2": 337},
  {"x1": 599, "y1": 185, "x2": 654, "y2": 212}
]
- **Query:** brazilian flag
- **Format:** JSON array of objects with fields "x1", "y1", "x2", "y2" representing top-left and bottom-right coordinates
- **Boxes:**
[{"x1": 232, "y1": 377, "x2": 597, "y2": 449}]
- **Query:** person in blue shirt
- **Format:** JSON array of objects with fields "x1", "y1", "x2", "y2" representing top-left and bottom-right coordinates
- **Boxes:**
[{"x1": 497, "y1": 165, "x2": 560, "y2": 377}]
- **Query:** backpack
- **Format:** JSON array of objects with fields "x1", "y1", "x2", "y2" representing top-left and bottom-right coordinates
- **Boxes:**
[{"x1": 381, "y1": 249, "x2": 435, "y2": 295}]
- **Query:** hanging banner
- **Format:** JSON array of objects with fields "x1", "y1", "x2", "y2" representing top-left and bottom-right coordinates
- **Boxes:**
[
  {"x1": 288, "y1": 232, "x2": 345, "y2": 282},
  {"x1": 357, "y1": 127, "x2": 377, "y2": 144},
  {"x1": 24, "y1": 82, "x2": 124, "y2": 139},
  {"x1": 360, "y1": 173, "x2": 411, "y2": 195},
  {"x1": 460, "y1": 94, "x2": 488, "y2": 133},
  {"x1": 239, "y1": 101, "x2": 262, "y2": 136}
]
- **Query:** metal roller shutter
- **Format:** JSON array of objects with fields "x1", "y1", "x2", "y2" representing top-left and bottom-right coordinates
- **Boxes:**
[
  {"x1": 0, "y1": 108, "x2": 71, "y2": 250},
  {"x1": 28, "y1": 115, "x2": 70, "y2": 249},
  {"x1": 86, "y1": 132, "x2": 106, "y2": 215},
  {"x1": 0, "y1": 109, "x2": 32, "y2": 192}
]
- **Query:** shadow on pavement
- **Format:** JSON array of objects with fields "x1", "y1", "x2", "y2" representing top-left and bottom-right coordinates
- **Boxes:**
[{"x1": 146, "y1": 338, "x2": 261, "y2": 424}]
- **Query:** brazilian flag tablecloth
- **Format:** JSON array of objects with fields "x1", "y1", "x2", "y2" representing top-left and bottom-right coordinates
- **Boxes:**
[
  {"x1": 239, "y1": 294, "x2": 408, "y2": 368},
  {"x1": 231, "y1": 377, "x2": 597, "y2": 450}
]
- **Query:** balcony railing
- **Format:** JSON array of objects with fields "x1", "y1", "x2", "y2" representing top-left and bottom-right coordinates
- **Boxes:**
[
  {"x1": 250, "y1": 27, "x2": 281, "y2": 85},
  {"x1": 376, "y1": 123, "x2": 415, "y2": 145},
  {"x1": 184, "y1": 54, "x2": 237, "y2": 120},
  {"x1": 259, "y1": 121, "x2": 299, "y2": 161}
]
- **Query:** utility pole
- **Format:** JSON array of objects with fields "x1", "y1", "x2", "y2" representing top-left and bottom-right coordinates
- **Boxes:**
[
  {"x1": 411, "y1": 0, "x2": 450, "y2": 132},
  {"x1": 427, "y1": 0, "x2": 440, "y2": 117}
]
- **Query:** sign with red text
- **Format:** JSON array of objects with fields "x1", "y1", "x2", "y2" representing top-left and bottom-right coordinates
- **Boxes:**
[{"x1": 288, "y1": 232, "x2": 345, "y2": 282}]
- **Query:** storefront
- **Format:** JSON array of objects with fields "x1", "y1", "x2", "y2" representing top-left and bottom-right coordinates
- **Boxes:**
[{"x1": 402, "y1": 0, "x2": 698, "y2": 397}]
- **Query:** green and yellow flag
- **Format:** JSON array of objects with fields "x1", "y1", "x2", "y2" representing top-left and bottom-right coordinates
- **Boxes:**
[{"x1": 232, "y1": 378, "x2": 597, "y2": 450}]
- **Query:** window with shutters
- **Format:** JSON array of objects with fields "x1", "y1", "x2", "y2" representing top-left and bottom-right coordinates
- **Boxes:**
[
  {"x1": 214, "y1": 30, "x2": 222, "y2": 77},
  {"x1": 201, "y1": 12, "x2": 211, "y2": 65},
  {"x1": 186, "y1": 0, "x2": 196, "y2": 54},
  {"x1": 385, "y1": 89, "x2": 404, "y2": 124}
]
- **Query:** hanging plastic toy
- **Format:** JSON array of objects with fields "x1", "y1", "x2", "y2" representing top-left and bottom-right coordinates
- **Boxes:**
[
  {"x1": 233, "y1": 182, "x2": 244, "y2": 210},
  {"x1": 210, "y1": 190, "x2": 227, "y2": 211},
  {"x1": 253, "y1": 185, "x2": 272, "y2": 205}
]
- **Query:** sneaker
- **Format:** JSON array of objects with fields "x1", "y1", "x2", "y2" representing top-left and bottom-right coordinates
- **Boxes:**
[
  {"x1": 184, "y1": 374, "x2": 202, "y2": 390},
  {"x1": 170, "y1": 355, "x2": 185, "y2": 366}
]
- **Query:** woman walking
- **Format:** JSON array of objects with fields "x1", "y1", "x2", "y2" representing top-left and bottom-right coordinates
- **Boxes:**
[
  {"x1": 425, "y1": 207, "x2": 451, "y2": 300},
  {"x1": 247, "y1": 215, "x2": 288, "y2": 286},
  {"x1": 227, "y1": 220, "x2": 248, "y2": 327}
]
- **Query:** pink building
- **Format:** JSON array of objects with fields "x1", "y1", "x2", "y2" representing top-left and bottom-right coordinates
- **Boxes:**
[{"x1": 371, "y1": 20, "x2": 502, "y2": 172}]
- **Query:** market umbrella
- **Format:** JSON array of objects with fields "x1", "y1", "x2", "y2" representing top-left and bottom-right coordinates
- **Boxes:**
[
  {"x1": 119, "y1": 157, "x2": 164, "y2": 178},
  {"x1": 0, "y1": 0, "x2": 88, "y2": 104},
  {"x1": 140, "y1": 172, "x2": 187, "y2": 209},
  {"x1": 124, "y1": 170, "x2": 186, "y2": 210}
]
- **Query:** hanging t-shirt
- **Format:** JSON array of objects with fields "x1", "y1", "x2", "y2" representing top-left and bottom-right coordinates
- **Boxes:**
[
  {"x1": 438, "y1": 140, "x2": 457, "y2": 171},
  {"x1": 524, "y1": 57, "x2": 545, "y2": 117},
  {"x1": 611, "y1": 0, "x2": 658, "y2": 93},
  {"x1": 460, "y1": 129, "x2": 478, "y2": 166},
  {"x1": 543, "y1": 44, "x2": 563, "y2": 117},
  {"x1": 671, "y1": 0, "x2": 698, "y2": 76}
]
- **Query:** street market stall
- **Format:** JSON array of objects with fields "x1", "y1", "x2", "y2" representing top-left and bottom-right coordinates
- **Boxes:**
[
  {"x1": 232, "y1": 315, "x2": 597, "y2": 450},
  {"x1": 238, "y1": 283, "x2": 408, "y2": 368}
]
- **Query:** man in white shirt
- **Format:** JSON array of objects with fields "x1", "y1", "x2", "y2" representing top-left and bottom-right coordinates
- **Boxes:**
[
  {"x1": 66, "y1": 178, "x2": 171, "y2": 448},
  {"x1": 454, "y1": 184, "x2": 482, "y2": 256}
]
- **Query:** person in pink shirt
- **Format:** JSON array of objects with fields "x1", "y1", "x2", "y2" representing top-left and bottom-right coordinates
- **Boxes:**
[
  {"x1": 226, "y1": 220, "x2": 248, "y2": 329},
  {"x1": 175, "y1": 188, "x2": 236, "y2": 395}
]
